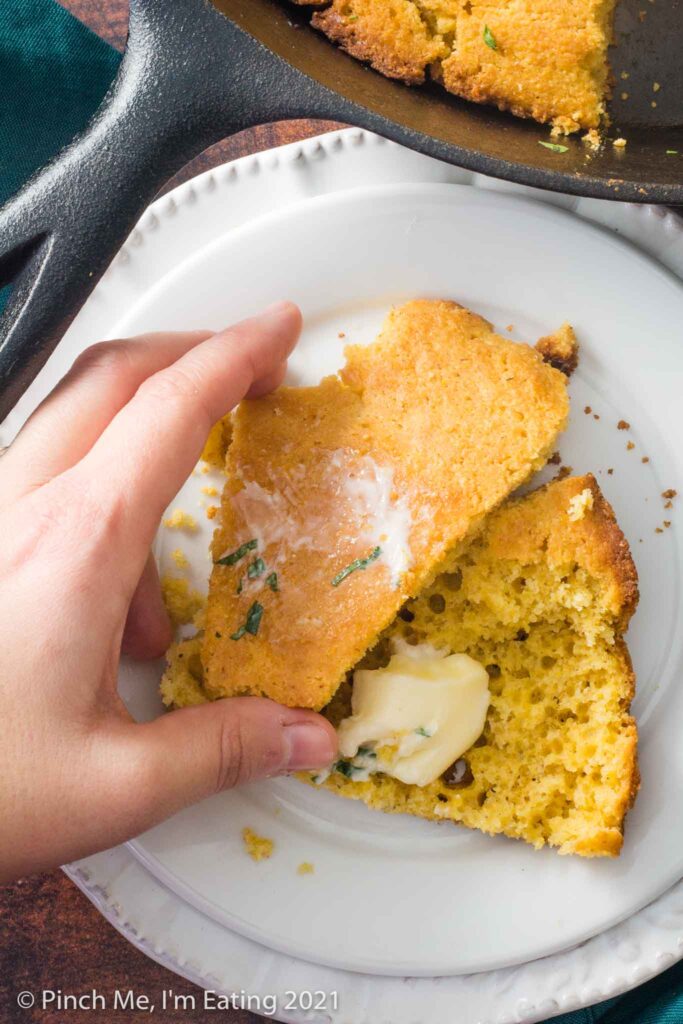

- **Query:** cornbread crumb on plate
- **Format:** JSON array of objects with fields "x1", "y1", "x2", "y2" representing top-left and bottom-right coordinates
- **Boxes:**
[
  {"x1": 163, "y1": 508, "x2": 198, "y2": 531},
  {"x1": 202, "y1": 299, "x2": 570, "y2": 710},
  {"x1": 317, "y1": 475, "x2": 638, "y2": 857},
  {"x1": 535, "y1": 323, "x2": 579, "y2": 377},
  {"x1": 242, "y1": 828, "x2": 275, "y2": 862},
  {"x1": 304, "y1": 0, "x2": 616, "y2": 133},
  {"x1": 297, "y1": 861, "x2": 315, "y2": 875},
  {"x1": 161, "y1": 577, "x2": 204, "y2": 628},
  {"x1": 171, "y1": 548, "x2": 189, "y2": 570}
]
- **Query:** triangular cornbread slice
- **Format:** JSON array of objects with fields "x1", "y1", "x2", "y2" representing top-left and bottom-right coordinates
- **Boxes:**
[
  {"x1": 201, "y1": 300, "x2": 569, "y2": 710},
  {"x1": 317, "y1": 474, "x2": 639, "y2": 856}
]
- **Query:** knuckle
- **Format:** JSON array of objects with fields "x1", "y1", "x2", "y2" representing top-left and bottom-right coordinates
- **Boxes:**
[
  {"x1": 214, "y1": 702, "x2": 284, "y2": 792},
  {"x1": 32, "y1": 475, "x2": 123, "y2": 564},
  {"x1": 224, "y1": 326, "x2": 260, "y2": 378},
  {"x1": 71, "y1": 340, "x2": 134, "y2": 378},
  {"x1": 136, "y1": 365, "x2": 202, "y2": 407},
  {"x1": 216, "y1": 713, "x2": 245, "y2": 792}
]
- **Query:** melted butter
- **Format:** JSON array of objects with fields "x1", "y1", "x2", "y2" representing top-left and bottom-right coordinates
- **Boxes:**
[
  {"x1": 336, "y1": 641, "x2": 490, "y2": 787},
  {"x1": 336, "y1": 454, "x2": 413, "y2": 589}
]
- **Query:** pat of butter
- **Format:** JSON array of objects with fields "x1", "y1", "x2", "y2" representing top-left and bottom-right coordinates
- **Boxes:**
[{"x1": 336, "y1": 641, "x2": 490, "y2": 787}]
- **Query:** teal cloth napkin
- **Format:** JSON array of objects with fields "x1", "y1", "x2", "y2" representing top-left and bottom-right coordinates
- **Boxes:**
[{"x1": 1, "y1": 4, "x2": 682, "y2": 1023}]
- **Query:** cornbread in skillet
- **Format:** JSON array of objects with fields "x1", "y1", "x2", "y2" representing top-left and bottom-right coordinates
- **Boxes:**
[
  {"x1": 302, "y1": 0, "x2": 616, "y2": 133},
  {"x1": 200, "y1": 299, "x2": 569, "y2": 710},
  {"x1": 317, "y1": 474, "x2": 639, "y2": 856}
]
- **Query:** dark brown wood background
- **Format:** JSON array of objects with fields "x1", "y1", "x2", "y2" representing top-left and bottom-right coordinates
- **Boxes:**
[{"x1": 0, "y1": 3, "x2": 342, "y2": 1021}]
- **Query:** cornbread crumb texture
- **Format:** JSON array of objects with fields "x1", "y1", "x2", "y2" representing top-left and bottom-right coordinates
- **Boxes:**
[
  {"x1": 202, "y1": 300, "x2": 569, "y2": 710},
  {"x1": 297, "y1": 861, "x2": 315, "y2": 875},
  {"x1": 160, "y1": 636, "x2": 206, "y2": 707},
  {"x1": 567, "y1": 487, "x2": 594, "y2": 522},
  {"x1": 163, "y1": 508, "x2": 198, "y2": 532},
  {"x1": 306, "y1": 0, "x2": 616, "y2": 131},
  {"x1": 317, "y1": 474, "x2": 639, "y2": 856},
  {"x1": 242, "y1": 828, "x2": 275, "y2": 862},
  {"x1": 535, "y1": 323, "x2": 579, "y2": 377},
  {"x1": 161, "y1": 577, "x2": 205, "y2": 629},
  {"x1": 583, "y1": 128, "x2": 602, "y2": 150}
]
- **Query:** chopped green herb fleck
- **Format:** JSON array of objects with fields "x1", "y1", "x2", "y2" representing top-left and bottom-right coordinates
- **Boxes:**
[
  {"x1": 357, "y1": 745, "x2": 377, "y2": 758},
  {"x1": 236, "y1": 577, "x2": 243, "y2": 595},
  {"x1": 266, "y1": 572, "x2": 279, "y2": 592},
  {"x1": 331, "y1": 546, "x2": 382, "y2": 587},
  {"x1": 246, "y1": 601, "x2": 264, "y2": 635},
  {"x1": 483, "y1": 25, "x2": 497, "y2": 50},
  {"x1": 538, "y1": 141, "x2": 569, "y2": 153},
  {"x1": 415, "y1": 726, "x2": 432, "y2": 738},
  {"x1": 231, "y1": 601, "x2": 264, "y2": 640},
  {"x1": 247, "y1": 557, "x2": 266, "y2": 580},
  {"x1": 334, "y1": 759, "x2": 362, "y2": 778},
  {"x1": 347, "y1": 13, "x2": 359, "y2": 21},
  {"x1": 666, "y1": 149, "x2": 679, "y2": 155},
  {"x1": 215, "y1": 538, "x2": 257, "y2": 567}
]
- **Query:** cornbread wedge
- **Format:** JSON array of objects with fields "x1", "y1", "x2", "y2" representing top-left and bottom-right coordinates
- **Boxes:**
[
  {"x1": 317, "y1": 474, "x2": 639, "y2": 856},
  {"x1": 301, "y1": 0, "x2": 616, "y2": 133},
  {"x1": 200, "y1": 300, "x2": 569, "y2": 710}
]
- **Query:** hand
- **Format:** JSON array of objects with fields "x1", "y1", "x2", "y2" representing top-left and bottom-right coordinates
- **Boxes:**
[{"x1": 0, "y1": 302, "x2": 337, "y2": 882}]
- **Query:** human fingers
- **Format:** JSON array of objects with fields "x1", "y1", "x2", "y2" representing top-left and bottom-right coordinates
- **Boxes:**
[
  {"x1": 1, "y1": 331, "x2": 212, "y2": 500},
  {"x1": 70, "y1": 302, "x2": 301, "y2": 590},
  {"x1": 121, "y1": 553, "x2": 172, "y2": 661},
  {"x1": 79, "y1": 699, "x2": 336, "y2": 862}
]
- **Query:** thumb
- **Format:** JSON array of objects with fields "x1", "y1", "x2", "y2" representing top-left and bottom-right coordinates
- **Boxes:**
[{"x1": 110, "y1": 698, "x2": 337, "y2": 833}]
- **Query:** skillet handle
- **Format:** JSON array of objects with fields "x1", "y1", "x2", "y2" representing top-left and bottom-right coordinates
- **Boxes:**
[{"x1": 0, "y1": 0, "x2": 323, "y2": 422}]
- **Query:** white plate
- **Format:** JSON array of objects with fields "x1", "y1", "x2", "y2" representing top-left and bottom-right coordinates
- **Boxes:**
[{"x1": 107, "y1": 183, "x2": 683, "y2": 977}]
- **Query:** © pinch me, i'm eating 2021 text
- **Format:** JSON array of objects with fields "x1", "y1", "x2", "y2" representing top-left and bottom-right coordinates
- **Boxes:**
[{"x1": 21, "y1": 987, "x2": 340, "y2": 1014}]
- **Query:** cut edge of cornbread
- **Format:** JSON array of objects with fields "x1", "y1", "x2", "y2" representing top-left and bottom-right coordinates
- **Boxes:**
[
  {"x1": 310, "y1": 472, "x2": 639, "y2": 857},
  {"x1": 304, "y1": 0, "x2": 617, "y2": 133}
]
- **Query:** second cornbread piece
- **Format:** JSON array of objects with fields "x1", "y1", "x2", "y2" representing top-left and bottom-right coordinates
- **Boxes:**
[
  {"x1": 202, "y1": 300, "x2": 570, "y2": 710},
  {"x1": 318, "y1": 474, "x2": 638, "y2": 856}
]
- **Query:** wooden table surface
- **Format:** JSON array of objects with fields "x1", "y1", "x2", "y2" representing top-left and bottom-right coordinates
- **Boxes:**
[{"x1": 0, "y1": 3, "x2": 342, "y2": 1021}]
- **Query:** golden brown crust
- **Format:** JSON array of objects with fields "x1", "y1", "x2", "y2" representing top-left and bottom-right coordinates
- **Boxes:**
[
  {"x1": 201, "y1": 415, "x2": 232, "y2": 470},
  {"x1": 312, "y1": 0, "x2": 447, "y2": 84},
  {"x1": 587, "y1": 479, "x2": 640, "y2": 631}
]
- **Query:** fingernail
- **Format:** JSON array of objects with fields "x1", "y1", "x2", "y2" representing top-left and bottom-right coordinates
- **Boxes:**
[
  {"x1": 283, "y1": 722, "x2": 337, "y2": 771},
  {"x1": 261, "y1": 300, "x2": 295, "y2": 320}
]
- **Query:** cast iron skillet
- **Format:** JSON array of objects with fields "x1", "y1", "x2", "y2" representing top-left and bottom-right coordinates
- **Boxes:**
[{"x1": 0, "y1": 0, "x2": 681, "y2": 420}]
